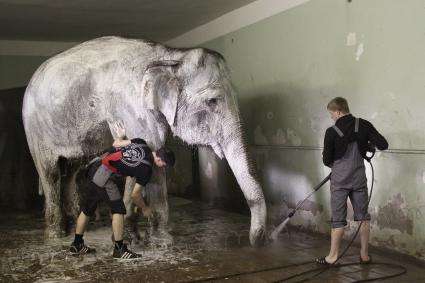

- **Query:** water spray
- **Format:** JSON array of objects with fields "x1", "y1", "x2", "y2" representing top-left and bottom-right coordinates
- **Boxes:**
[{"x1": 270, "y1": 173, "x2": 331, "y2": 241}]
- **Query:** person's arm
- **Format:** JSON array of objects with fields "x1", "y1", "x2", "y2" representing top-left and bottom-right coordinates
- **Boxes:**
[
  {"x1": 131, "y1": 183, "x2": 153, "y2": 218},
  {"x1": 113, "y1": 138, "x2": 147, "y2": 149},
  {"x1": 367, "y1": 122, "x2": 388, "y2": 151},
  {"x1": 113, "y1": 139, "x2": 131, "y2": 148},
  {"x1": 322, "y1": 128, "x2": 334, "y2": 168},
  {"x1": 110, "y1": 120, "x2": 130, "y2": 148}
]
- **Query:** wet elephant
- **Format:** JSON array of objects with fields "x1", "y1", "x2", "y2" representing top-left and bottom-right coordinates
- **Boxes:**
[{"x1": 22, "y1": 36, "x2": 266, "y2": 246}]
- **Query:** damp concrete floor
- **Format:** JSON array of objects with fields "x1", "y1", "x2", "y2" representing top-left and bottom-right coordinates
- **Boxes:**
[{"x1": 1, "y1": 196, "x2": 424, "y2": 283}]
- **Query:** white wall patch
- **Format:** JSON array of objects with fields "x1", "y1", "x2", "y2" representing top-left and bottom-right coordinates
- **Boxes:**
[
  {"x1": 355, "y1": 43, "x2": 364, "y2": 61},
  {"x1": 287, "y1": 128, "x2": 302, "y2": 146},
  {"x1": 346, "y1": 32, "x2": 357, "y2": 46},
  {"x1": 271, "y1": 128, "x2": 286, "y2": 145}
]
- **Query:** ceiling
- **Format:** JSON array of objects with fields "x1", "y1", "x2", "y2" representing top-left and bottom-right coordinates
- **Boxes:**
[{"x1": 0, "y1": 0, "x2": 257, "y2": 42}]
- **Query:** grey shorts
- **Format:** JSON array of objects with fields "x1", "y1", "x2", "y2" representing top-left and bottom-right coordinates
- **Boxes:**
[
  {"x1": 330, "y1": 185, "x2": 371, "y2": 228},
  {"x1": 78, "y1": 160, "x2": 126, "y2": 216}
]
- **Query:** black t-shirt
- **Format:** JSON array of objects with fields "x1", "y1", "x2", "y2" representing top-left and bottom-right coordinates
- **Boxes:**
[
  {"x1": 109, "y1": 138, "x2": 153, "y2": 186},
  {"x1": 322, "y1": 114, "x2": 388, "y2": 167}
]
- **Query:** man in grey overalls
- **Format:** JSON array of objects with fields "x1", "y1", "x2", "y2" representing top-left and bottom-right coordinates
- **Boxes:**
[{"x1": 317, "y1": 97, "x2": 388, "y2": 265}]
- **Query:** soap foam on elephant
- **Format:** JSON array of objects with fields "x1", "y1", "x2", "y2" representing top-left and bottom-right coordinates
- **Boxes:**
[{"x1": 22, "y1": 36, "x2": 266, "y2": 246}]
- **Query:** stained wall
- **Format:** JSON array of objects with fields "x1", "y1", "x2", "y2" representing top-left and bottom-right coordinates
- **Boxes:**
[{"x1": 198, "y1": 0, "x2": 425, "y2": 259}]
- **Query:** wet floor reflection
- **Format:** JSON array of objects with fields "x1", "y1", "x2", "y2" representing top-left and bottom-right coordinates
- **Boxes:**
[
  {"x1": 0, "y1": 197, "x2": 424, "y2": 283},
  {"x1": 0, "y1": 197, "x2": 252, "y2": 283}
]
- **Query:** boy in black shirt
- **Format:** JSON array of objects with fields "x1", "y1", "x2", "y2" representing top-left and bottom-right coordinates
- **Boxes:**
[
  {"x1": 317, "y1": 97, "x2": 388, "y2": 265},
  {"x1": 69, "y1": 124, "x2": 175, "y2": 260}
]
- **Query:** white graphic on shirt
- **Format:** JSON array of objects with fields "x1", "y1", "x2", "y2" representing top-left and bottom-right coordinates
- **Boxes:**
[{"x1": 121, "y1": 144, "x2": 145, "y2": 167}]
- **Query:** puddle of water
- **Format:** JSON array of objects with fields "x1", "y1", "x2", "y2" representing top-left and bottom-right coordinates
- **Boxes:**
[{"x1": 0, "y1": 197, "x2": 253, "y2": 283}]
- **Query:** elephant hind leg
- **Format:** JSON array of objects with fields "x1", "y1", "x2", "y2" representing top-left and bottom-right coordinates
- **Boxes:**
[
  {"x1": 39, "y1": 160, "x2": 65, "y2": 238},
  {"x1": 61, "y1": 162, "x2": 84, "y2": 234}
]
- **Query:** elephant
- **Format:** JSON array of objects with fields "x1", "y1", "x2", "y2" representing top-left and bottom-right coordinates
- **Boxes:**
[{"x1": 22, "y1": 36, "x2": 266, "y2": 246}]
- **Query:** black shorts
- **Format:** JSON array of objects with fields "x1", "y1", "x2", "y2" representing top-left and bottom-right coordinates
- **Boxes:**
[{"x1": 77, "y1": 160, "x2": 126, "y2": 216}]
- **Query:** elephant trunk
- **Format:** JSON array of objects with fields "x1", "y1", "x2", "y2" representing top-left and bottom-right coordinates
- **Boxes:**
[{"x1": 221, "y1": 135, "x2": 267, "y2": 246}]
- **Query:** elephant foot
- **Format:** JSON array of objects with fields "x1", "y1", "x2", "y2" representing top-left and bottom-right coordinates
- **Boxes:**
[
  {"x1": 45, "y1": 207, "x2": 65, "y2": 239},
  {"x1": 146, "y1": 211, "x2": 167, "y2": 228},
  {"x1": 250, "y1": 225, "x2": 266, "y2": 247},
  {"x1": 123, "y1": 216, "x2": 142, "y2": 245},
  {"x1": 144, "y1": 227, "x2": 174, "y2": 249},
  {"x1": 45, "y1": 226, "x2": 65, "y2": 239},
  {"x1": 125, "y1": 228, "x2": 142, "y2": 245}
]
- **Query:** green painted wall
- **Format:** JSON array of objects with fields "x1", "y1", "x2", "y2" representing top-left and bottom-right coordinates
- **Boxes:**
[
  {"x1": 202, "y1": 0, "x2": 425, "y2": 259},
  {"x1": 0, "y1": 55, "x2": 47, "y2": 90},
  {"x1": 166, "y1": 143, "x2": 195, "y2": 197}
]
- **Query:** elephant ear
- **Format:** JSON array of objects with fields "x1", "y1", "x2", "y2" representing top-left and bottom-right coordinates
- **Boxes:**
[{"x1": 141, "y1": 61, "x2": 181, "y2": 126}]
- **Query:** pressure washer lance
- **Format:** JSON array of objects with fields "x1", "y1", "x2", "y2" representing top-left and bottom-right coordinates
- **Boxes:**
[{"x1": 270, "y1": 173, "x2": 331, "y2": 241}]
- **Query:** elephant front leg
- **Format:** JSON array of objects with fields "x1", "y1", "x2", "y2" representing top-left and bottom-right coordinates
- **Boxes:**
[
  {"x1": 145, "y1": 167, "x2": 169, "y2": 226},
  {"x1": 143, "y1": 167, "x2": 173, "y2": 247},
  {"x1": 124, "y1": 170, "x2": 169, "y2": 225},
  {"x1": 122, "y1": 177, "x2": 141, "y2": 244},
  {"x1": 122, "y1": 169, "x2": 170, "y2": 245},
  {"x1": 123, "y1": 176, "x2": 136, "y2": 218}
]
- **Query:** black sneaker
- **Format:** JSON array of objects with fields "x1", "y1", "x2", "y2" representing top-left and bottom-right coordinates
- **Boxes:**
[
  {"x1": 113, "y1": 244, "x2": 142, "y2": 260},
  {"x1": 69, "y1": 242, "x2": 96, "y2": 255}
]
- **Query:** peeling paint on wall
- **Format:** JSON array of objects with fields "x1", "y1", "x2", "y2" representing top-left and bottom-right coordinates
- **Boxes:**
[
  {"x1": 372, "y1": 234, "x2": 397, "y2": 248},
  {"x1": 287, "y1": 128, "x2": 302, "y2": 146},
  {"x1": 375, "y1": 193, "x2": 413, "y2": 235},
  {"x1": 254, "y1": 125, "x2": 268, "y2": 145},
  {"x1": 346, "y1": 32, "x2": 357, "y2": 46},
  {"x1": 271, "y1": 128, "x2": 286, "y2": 145},
  {"x1": 202, "y1": 0, "x2": 425, "y2": 261}
]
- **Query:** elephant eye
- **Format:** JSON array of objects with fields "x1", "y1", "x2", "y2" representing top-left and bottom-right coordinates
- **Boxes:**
[{"x1": 206, "y1": 98, "x2": 218, "y2": 107}]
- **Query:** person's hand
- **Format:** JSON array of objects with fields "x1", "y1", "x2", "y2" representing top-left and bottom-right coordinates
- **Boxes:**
[
  {"x1": 142, "y1": 206, "x2": 153, "y2": 218},
  {"x1": 367, "y1": 142, "x2": 376, "y2": 153},
  {"x1": 110, "y1": 120, "x2": 126, "y2": 140}
]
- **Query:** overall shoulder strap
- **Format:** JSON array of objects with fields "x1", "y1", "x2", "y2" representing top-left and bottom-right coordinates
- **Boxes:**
[
  {"x1": 354, "y1": 117, "x2": 359, "y2": 133},
  {"x1": 332, "y1": 125, "x2": 344, "y2": 137}
]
